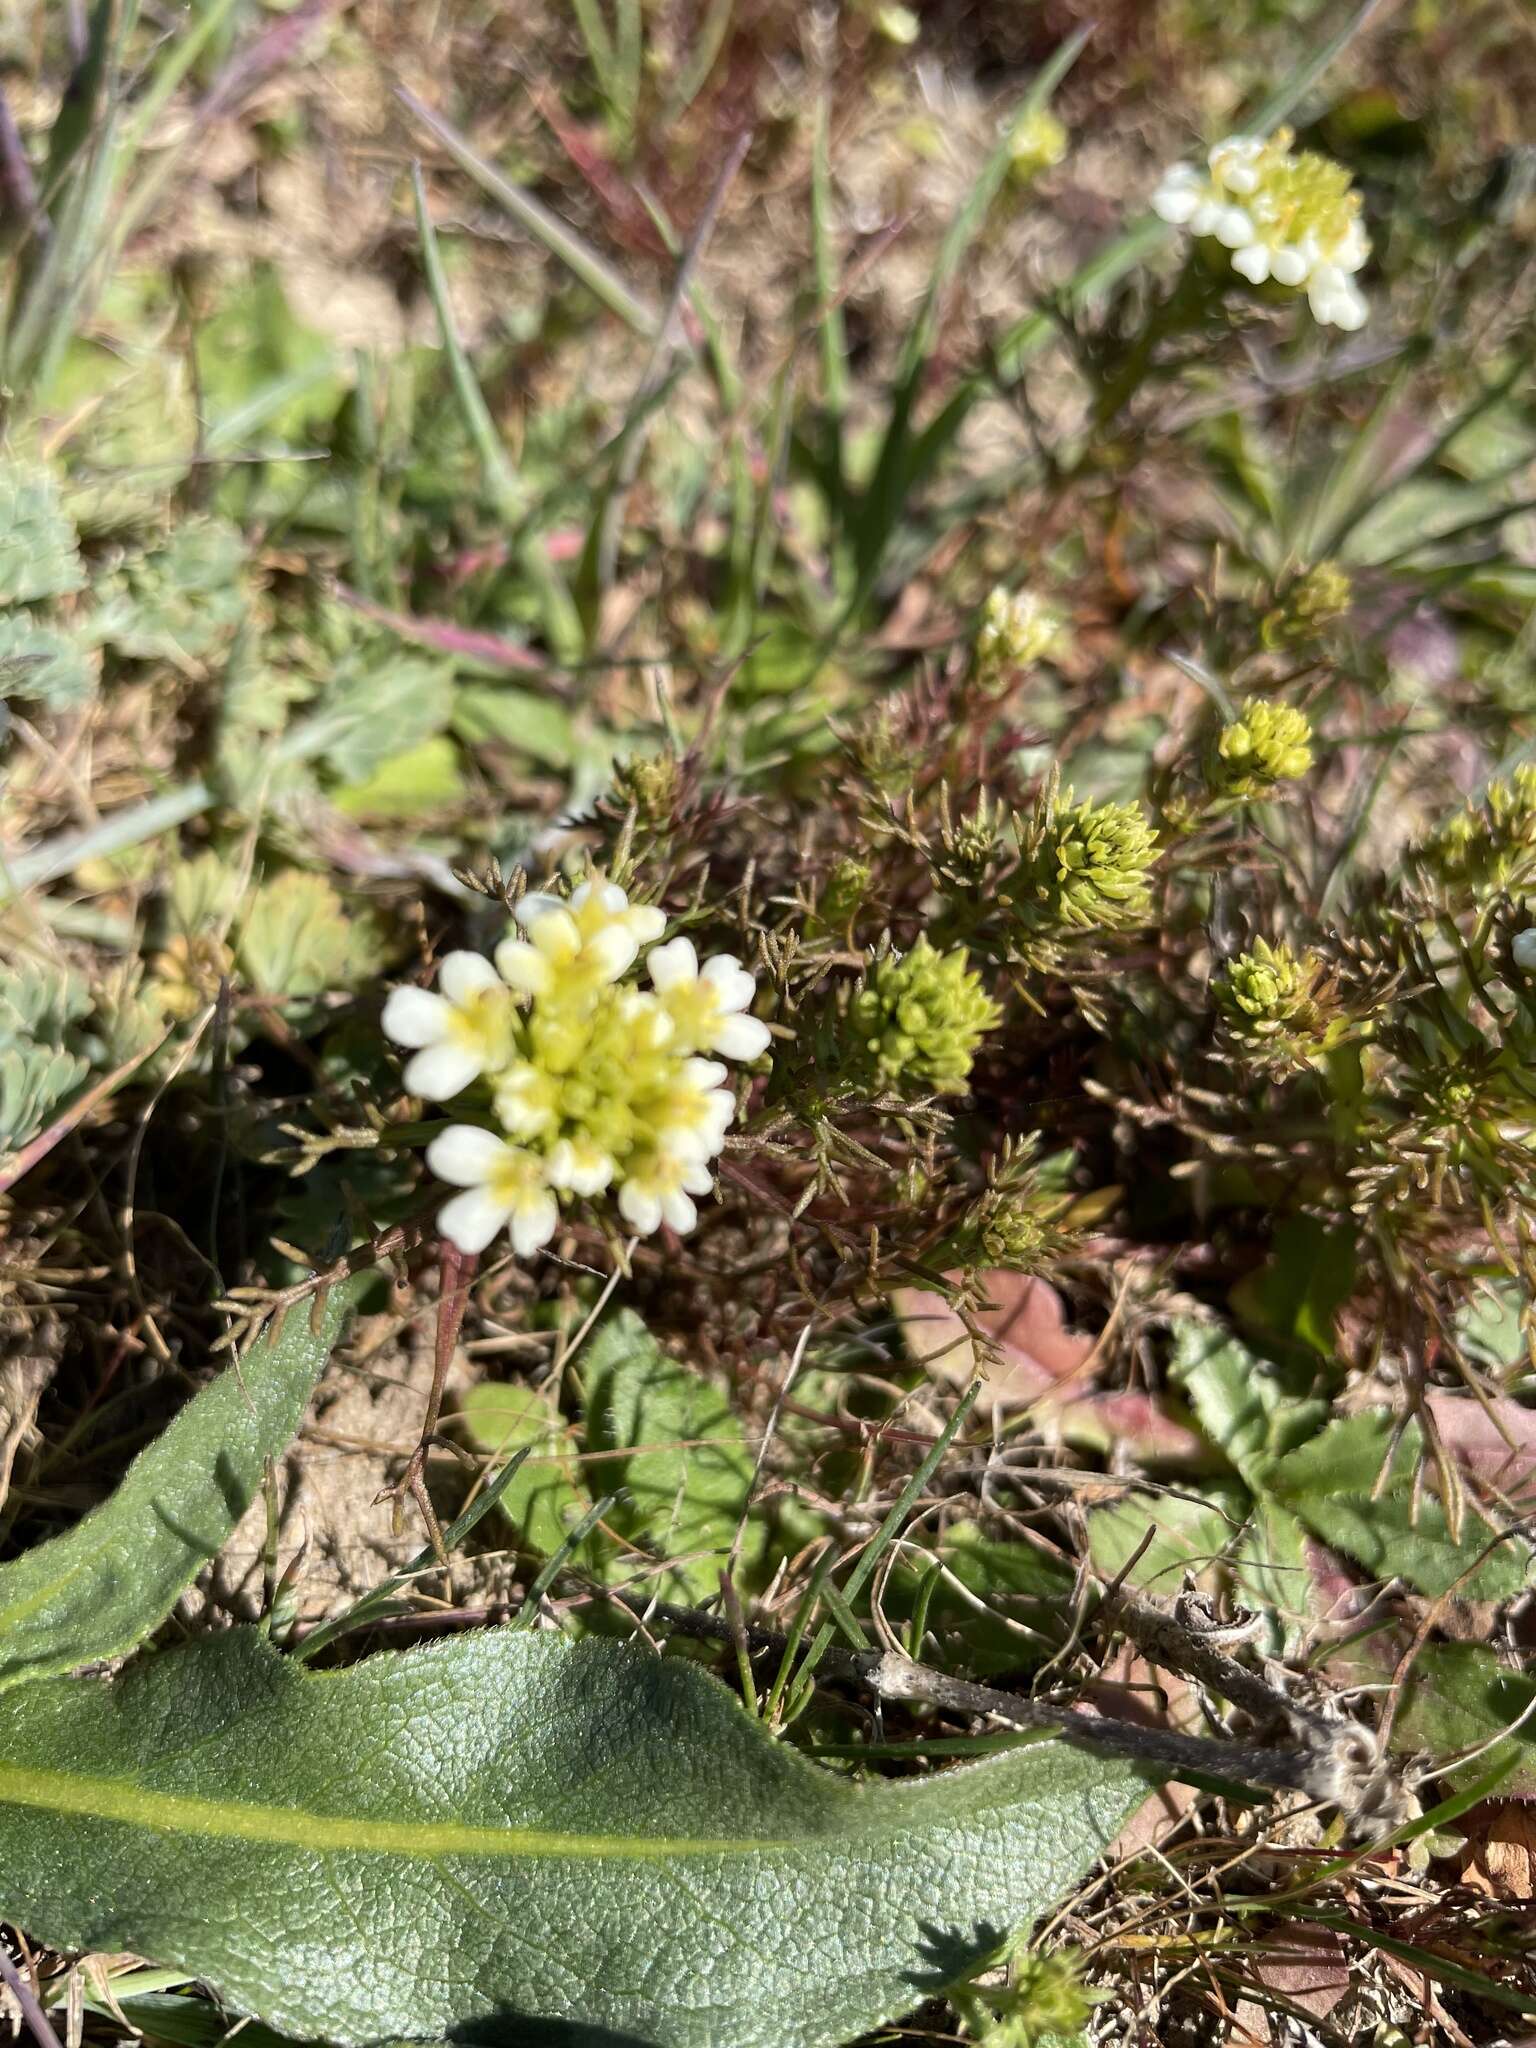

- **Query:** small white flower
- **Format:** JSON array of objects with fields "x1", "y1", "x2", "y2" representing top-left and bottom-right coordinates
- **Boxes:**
[
  {"x1": 495, "y1": 898, "x2": 636, "y2": 1001},
  {"x1": 381, "y1": 951, "x2": 514, "y2": 1101},
  {"x1": 425, "y1": 1125, "x2": 559, "y2": 1256},
  {"x1": 645, "y1": 1055, "x2": 736, "y2": 1160},
  {"x1": 570, "y1": 876, "x2": 667, "y2": 947},
  {"x1": 646, "y1": 937, "x2": 770, "y2": 1061},
  {"x1": 617, "y1": 1144, "x2": 716, "y2": 1237},
  {"x1": 493, "y1": 1060, "x2": 559, "y2": 1138},
  {"x1": 545, "y1": 1136, "x2": 618, "y2": 1195}
]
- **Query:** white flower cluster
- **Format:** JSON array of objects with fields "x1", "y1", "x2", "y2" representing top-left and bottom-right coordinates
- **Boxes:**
[
  {"x1": 381, "y1": 879, "x2": 770, "y2": 1257},
  {"x1": 1152, "y1": 128, "x2": 1370, "y2": 331}
]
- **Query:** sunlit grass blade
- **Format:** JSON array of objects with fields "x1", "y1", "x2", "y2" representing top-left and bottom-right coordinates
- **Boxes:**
[
  {"x1": 398, "y1": 84, "x2": 659, "y2": 337},
  {"x1": 411, "y1": 162, "x2": 520, "y2": 521}
]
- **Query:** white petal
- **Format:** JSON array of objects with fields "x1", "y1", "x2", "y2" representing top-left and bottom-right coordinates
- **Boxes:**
[
  {"x1": 438, "y1": 950, "x2": 502, "y2": 1005},
  {"x1": 547, "y1": 1139, "x2": 615, "y2": 1195},
  {"x1": 1223, "y1": 162, "x2": 1259, "y2": 196},
  {"x1": 700, "y1": 955, "x2": 754, "y2": 1012},
  {"x1": 494, "y1": 936, "x2": 552, "y2": 997},
  {"x1": 681, "y1": 1057, "x2": 728, "y2": 1090},
  {"x1": 1152, "y1": 182, "x2": 1200, "y2": 226},
  {"x1": 681, "y1": 1157, "x2": 715, "y2": 1196},
  {"x1": 1190, "y1": 200, "x2": 1223, "y2": 237},
  {"x1": 1330, "y1": 286, "x2": 1367, "y2": 331},
  {"x1": 404, "y1": 1041, "x2": 484, "y2": 1101},
  {"x1": 1270, "y1": 245, "x2": 1308, "y2": 286},
  {"x1": 618, "y1": 1182, "x2": 663, "y2": 1234},
  {"x1": 427, "y1": 1123, "x2": 513, "y2": 1186},
  {"x1": 711, "y1": 1013, "x2": 771, "y2": 1061},
  {"x1": 1231, "y1": 242, "x2": 1271, "y2": 283},
  {"x1": 586, "y1": 924, "x2": 639, "y2": 982},
  {"x1": 529, "y1": 908, "x2": 583, "y2": 958},
  {"x1": 509, "y1": 1193, "x2": 560, "y2": 1257},
  {"x1": 1336, "y1": 220, "x2": 1369, "y2": 271},
  {"x1": 647, "y1": 936, "x2": 699, "y2": 991},
  {"x1": 514, "y1": 892, "x2": 564, "y2": 929},
  {"x1": 628, "y1": 904, "x2": 667, "y2": 943},
  {"x1": 382, "y1": 985, "x2": 450, "y2": 1049},
  {"x1": 437, "y1": 1186, "x2": 512, "y2": 1255},
  {"x1": 1214, "y1": 206, "x2": 1254, "y2": 249},
  {"x1": 660, "y1": 1189, "x2": 698, "y2": 1235}
]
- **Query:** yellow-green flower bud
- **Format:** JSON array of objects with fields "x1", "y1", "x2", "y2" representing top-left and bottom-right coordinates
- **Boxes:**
[
  {"x1": 809, "y1": 856, "x2": 871, "y2": 940},
  {"x1": 1214, "y1": 938, "x2": 1324, "y2": 1041},
  {"x1": 1261, "y1": 561, "x2": 1352, "y2": 648},
  {"x1": 970, "y1": 1190, "x2": 1052, "y2": 1270},
  {"x1": 1008, "y1": 108, "x2": 1068, "y2": 185},
  {"x1": 1210, "y1": 699, "x2": 1313, "y2": 800},
  {"x1": 1012, "y1": 784, "x2": 1157, "y2": 934},
  {"x1": 853, "y1": 937, "x2": 1001, "y2": 1093},
  {"x1": 1420, "y1": 768, "x2": 1536, "y2": 897},
  {"x1": 609, "y1": 751, "x2": 680, "y2": 828},
  {"x1": 974, "y1": 586, "x2": 1065, "y2": 696}
]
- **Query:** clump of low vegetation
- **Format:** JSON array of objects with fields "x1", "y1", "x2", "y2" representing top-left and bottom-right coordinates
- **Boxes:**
[{"x1": 2, "y1": 2, "x2": 1536, "y2": 2045}]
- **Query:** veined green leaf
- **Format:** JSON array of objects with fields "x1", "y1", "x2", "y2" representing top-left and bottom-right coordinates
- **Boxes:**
[
  {"x1": 1269, "y1": 1412, "x2": 1533, "y2": 1602},
  {"x1": 584, "y1": 1309, "x2": 759, "y2": 1598},
  {"x1": 0, "y1": 1626, "x2": 1145, "y2": 2048},
  {"x1": 0, "y1": 1285, "x2": 358, "y2": 1691}
]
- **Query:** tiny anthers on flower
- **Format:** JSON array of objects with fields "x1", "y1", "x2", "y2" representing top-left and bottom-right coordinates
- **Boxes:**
[
  {"x1": 382, "y1": 879, "x2": 769, "y2": 1257},
  {"x1": 1152, "y1": 128, "x2": 1370, "y2": 330}
]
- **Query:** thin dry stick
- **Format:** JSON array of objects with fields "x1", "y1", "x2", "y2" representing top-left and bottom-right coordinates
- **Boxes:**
[{"x1": 0, "y1": 1943, "x2": 64, "y2": 2048}]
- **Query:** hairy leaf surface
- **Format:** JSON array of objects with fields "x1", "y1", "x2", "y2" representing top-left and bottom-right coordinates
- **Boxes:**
[
  {"x1": 0, "y1": 1286, "x2": 357, "y2": 1690},
  {"x1": 0, "y1": 1627, "x2": 1145, "y2": 2048}
]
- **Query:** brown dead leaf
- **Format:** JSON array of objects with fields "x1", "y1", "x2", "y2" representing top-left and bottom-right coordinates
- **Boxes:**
[
  {"x1": 894, "y1": 1275, "x2": 1205, "y2": 1461},
  {"x1": 1232, "y1": 1924, "x2": 1353, "y2": 2044},
  {"x1": 1458, "y1": 1801, "x2": 1536, "y2": 1900}
]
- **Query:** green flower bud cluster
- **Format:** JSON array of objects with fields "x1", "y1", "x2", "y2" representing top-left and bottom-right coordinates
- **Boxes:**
[
  {"x1": 973, "y1": 586, "x2": 1065, "y2": 697},
  {"x1": 967, "y1": 1189, "x2": 1053, "y2": 1270},
  {"x1": 852, "y1": 937, "x2": 1001, "y2": 1093},
  {"x1": 1420, "y1": 767, "x2": 1536, "y2": 897},
  {"x1": 1261, "y1": 560, "x2": 1352, "y2": 648},
  {"x1": 1209, "y1": 698, "x2": 1313, "y2": 800},
  {"x1": 811, "y1": 856, "x2": 871, "y2": 939},
  {"x1": 1012, "y1": 781, "x2": 1157, "y2": 934},
  {"x1": 1215, "y1": 938, "x2": 1325, "y2": 1042},
  {"x1": 955, "y1": 1942, "x2": 1101, "y2": 2047},
  {"x1": 609, "y1": 751, "x2": 681, "y2": 829}
]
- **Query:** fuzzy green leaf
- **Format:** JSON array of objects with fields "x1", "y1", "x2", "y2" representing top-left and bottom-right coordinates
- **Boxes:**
[
  {"x1": 235, "y1": 870, "x2": 390, "y2": 999},
  {"x1": 0, "y1": 460, "x2": 84, "y2": 603},
  {"x1": 0, "y1": 1626, "x2": 1145, "y2": 2048},
  {"x1": 0, "y1": 1285, "x2": 358, "y2": 1692},
  {"x1": 0, "y1": 1044, "x2": 90, "y2": 1155},
  {"x1": 1170, "y1": 1322, "x2": 1327, "y2": 1489},
  {"x1": 459, "y1": 1381, "x2": 594, "y2": 1561},
  {"x1": 315, "y1": 648, "x2": 455, "y2": 783},
  {"x1": 0, "y1": 614, "x2": 95, "y2": 708},
  {"x1": 584, "y1": 1310, "x2": 760, "y2": 1599},
  {"x1": 88, "y1": 517, "x2": 249, "y2": 663}
]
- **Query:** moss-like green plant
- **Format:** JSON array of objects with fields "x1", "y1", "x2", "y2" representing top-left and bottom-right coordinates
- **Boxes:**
[
  {"x1": 852, "y1": 938, "x2": 1000, "y2": 1093},
  {"x1": 1012, "y1": 781, "x2": 1157, "y2": 934}
]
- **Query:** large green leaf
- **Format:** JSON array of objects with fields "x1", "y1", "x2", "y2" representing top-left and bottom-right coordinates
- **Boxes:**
[
  {"x1": 0, "y1": 1626, "x2": 1145, "y2": 2048},
  {"x1": 0, "y1": 1285, "x2": 357, "y2": 1691}
]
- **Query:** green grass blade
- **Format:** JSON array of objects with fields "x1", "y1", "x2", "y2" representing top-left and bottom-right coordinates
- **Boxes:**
[
  {"x1": 410, "y1": 161, "x2": 520, "y2": 521},
  {"x1": 399, "y1": 84, "x2": 659, "y2": 336}
]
